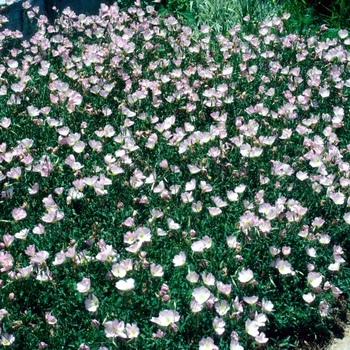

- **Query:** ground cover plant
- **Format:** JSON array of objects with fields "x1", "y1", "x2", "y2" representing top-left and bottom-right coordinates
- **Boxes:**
[{"x1": 0, "y1": 1, "x2": 350, "y2": 349}]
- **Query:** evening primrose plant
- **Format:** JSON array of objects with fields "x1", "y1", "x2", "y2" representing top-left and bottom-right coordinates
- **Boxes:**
[{"x1": 0, "y1": 1, "x2": 349, "y2": 349}]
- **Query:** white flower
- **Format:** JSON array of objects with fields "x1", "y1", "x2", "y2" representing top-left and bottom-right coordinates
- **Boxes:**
[
  {"x1": 230, "y1": 340, "x2": 244, "y2": 350},
  {"x1": 111, "y1": 263, "x2": 127, "y2": 278},
  {"x1": 227, "y1": 235, "x2": 238, "y2": 248},
  {"x1": 150, "y1": 263, "x2": 164, "y2": 277},
  {"x1": 115, "y1": 278, "x2": 135, "y2": 291},
  {"x1": 328, "y1": 262, "x2": 340, "y2": 271},
  {"x1": 104, "y1": 319, "x2": 127, "y2": 338},
  {"x1": 192, "y1": 286, "x2": 211, "y2": 305},
  {"x1": 150, "y1": 309, "x2": 180, "y2": 327},
  {"x1": 85, "y1": 294, "x2": 99, "y2": 312},
  {"x1": 306, "y1": 247, "x2": 317, "y2": 258},
  {"x1": 262, "y1": 299, "x2": 274, "y2": 313},
  {"x1": 255, "y1": 332, "x2": 269, "y2": 344},
  {"x1": 235, "y1": 184, "x2": 246, "y2": 193},
  {"x1": 245, "y1": 319, "x2": 259, "y2": 337},
  {"x1": 190, "y1": 299, "x2": 204, "y2": 313},
  {"x1": 191, "y1": 240, "x2": 206, "y2": 252},
  {"x1": 173, "y1": 251, "x2": 186, "y2": 266},
  {"x1": 302, "y1": 292, "x2": 316, "y2": 303},
  {"x1": 186, "y1": 271, "x2": 199, "y2": 283},
  {"x1": 126, "y1": 323, "x2": 140, "y2": 339},
  {"x1": 275, "y1": 259, "x2": 294, "y2": 275},
  {"x1": 213, "y1": 317, "x2": 225, "y2": 335},
  {"x1": 215, "y1": 300, "x2": 230, "y2": 316},
  {"x1": 1, "y1": 333, "x2": 15, "y2": 346},
  {"x1": 167, "y1": 218, "x2": 180, "y2": 230},
  {"x1": 343, "y1": 212, "x2": 350, "y2": 224},
  {"x1": 307, "y1": 272, "x2": 322, "y2": 288},
  {"x1": 243, "y1": 296, "x2": 259, "y2": 305},
  {"x1": 238, "y1": 268, "x2": 254, "y2": 283},
  {"x1": 318, "y1": 234, "x2": 331, "y2": 245},
  {"x1": 77, "y1": 277, "x2": 91, "y2": 293},
  {"x1": 199, "y1": 337, "x2": 217, "y2": 350},
  {"x1": 227, "y1": 190, "x2": 239, "y2": 201}
]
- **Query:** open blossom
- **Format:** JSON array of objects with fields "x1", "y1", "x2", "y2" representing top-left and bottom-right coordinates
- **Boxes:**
[
  {"x1": 243, "y1": 296, "x2": 259, "y2": 305},
  {"x1": 77, "y1": 277, "x2": 91, "y2": 293},
  {"x1": 186, "y1": 271, "x2": 199, "y2": 283},
  {"x1": 173, "y1": 251, "x2": 186, "y2": 266},
  {"x1": 192, "y1": 286, "x2": 211, "y2": 305},
  {"x1": 245, "y1": 319, "x2": 260, "y2": 337},
  {"x1": 238, "y1": 268, "x2": 254, "y2": 283},
  {"x1": 0, "y1": 333, "x2": 15, "y2": 346},
  {"x1": 262, "y1": 299, "x2": 274, "y2": 313},
  {"x1": 191, "y1": 240, "x2": 206, "y2": 252},
  {"x1": 307, "y1": 272, "x2": 323, "y2": 288},
  {"x1": 150, "y1": 309, "x2": 180, "y2": 327},
  {"x1": 303, "y1": 292, "x2": 316, "y2": 303},
  {"x1": 199, "y1": 337, "x2": 218, "y2": 350},
  {"x1": 150, "y1": 263, "x2": 164, "y2": 277},
  {"x1": 213, "y1": 317, "x2": 225, "y2": 335},
  {"x1": 12, "y1": 208, "x2": 27, "y2": 221},
  {"x1": 255, "y1": 332, "x2": 269, "y2": 344},
  {"x1": 42, "y1": 209, "x2": 64, "y2": 223},
  {"x1": 85, "y1": 294, "x2": 99, "y2": 312},
  {"x1": 111, "y1": 263, "x2": 127, "y2": 278},
  {"x1": 104, "y1": 319, "x2": 127, "y2": 338},
  {"x1": 125, "y1": 323, "x2": 140, "y2": 338},
  {"x1": 230, "y1": 340, "x2": 244, "y2": 350},
  {"x1": 275, "y1": 259, "x2": 294, "y2": 275},
  {"x1": 115, "y1": 278, "x2": 135, "y2": 291},
  {"x1": 30, "y1": 251, "x2": 49, "y2": 265}
]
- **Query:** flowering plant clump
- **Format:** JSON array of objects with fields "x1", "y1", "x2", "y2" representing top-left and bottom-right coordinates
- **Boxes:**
[{"x1": 0, "y1": 1, "x2": 349, "y2": 349}]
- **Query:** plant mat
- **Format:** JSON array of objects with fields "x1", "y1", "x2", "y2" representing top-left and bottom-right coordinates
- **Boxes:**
[{"x1": 268, "y1": 297, "x2": 350, "y2": 349}]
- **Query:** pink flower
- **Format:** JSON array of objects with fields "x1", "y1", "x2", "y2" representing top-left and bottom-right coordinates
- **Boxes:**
[
  {"x1": 30, "y1": 251, "x2": 49, "y2": 265},
  {"x1": 42, "y1": 209, "x2": 64, "y2": 223},
  {"x1": 12, "y1": 208, "x2": 27, "y2": 221}
]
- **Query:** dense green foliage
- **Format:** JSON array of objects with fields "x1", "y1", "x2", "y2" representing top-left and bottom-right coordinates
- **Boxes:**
[{"x1": 0, "y1": 1, "x2": 349, "y2": 349}]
